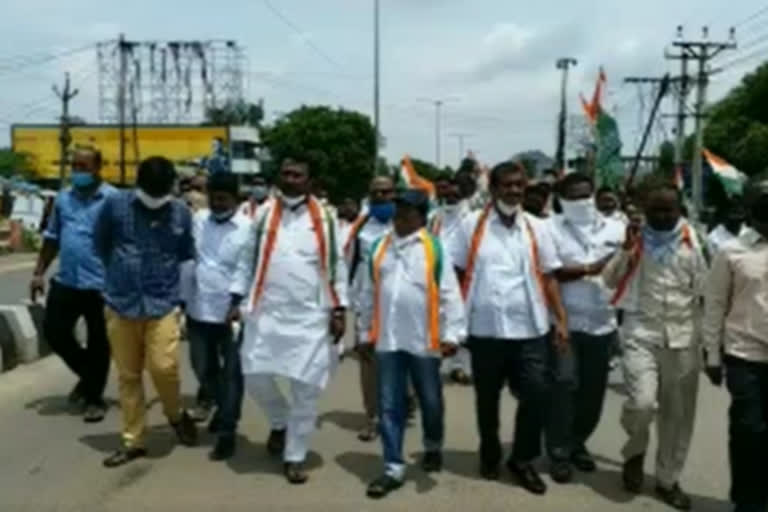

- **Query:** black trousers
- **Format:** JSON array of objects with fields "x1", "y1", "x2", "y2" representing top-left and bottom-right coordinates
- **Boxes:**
[
  {"x1": 469, "y1": 335, "x2": 549, "y2": 466},
  {"x1": 546, "y1": 331, "x2": 615, "y2": 461},
  {"x1": 725, "y1": 355, "x2": 768, "y2": 510},
  {"x1": 43, "y1": 280, "x2": 110, "y2": 405}
]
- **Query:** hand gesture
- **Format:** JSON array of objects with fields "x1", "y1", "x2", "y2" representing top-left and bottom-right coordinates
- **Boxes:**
[
  {"x1": 440, "y1": 342, "x2": 458, "y2": 358},
  {"x1": 554, "y1": 323, "x2": 569, "y2": 354},
  {"x1": 30, "y1": 276, "x2": 45, "y2": 303},
  {"x1": 330, "y1": 310, "x2": 346, "y2": 342},
  {"x1": 623, "y1": 221, "x2": 642, "y2": 251},
  {"x1": 705, "y1": 366, "x2": 724, "y2": 387}
]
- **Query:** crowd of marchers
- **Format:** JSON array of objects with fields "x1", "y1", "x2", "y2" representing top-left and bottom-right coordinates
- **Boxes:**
[{"x1": 29, "y1": 148, "x2": 768, "y2": 512}]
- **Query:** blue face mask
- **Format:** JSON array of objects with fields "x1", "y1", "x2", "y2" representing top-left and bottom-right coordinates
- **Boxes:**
[
  {"x1": 71, "y1": 170, "x2": 95, "y2": 188},
  {"x1": 369, "y1": 201, "x2": 395, "y2": 223}
]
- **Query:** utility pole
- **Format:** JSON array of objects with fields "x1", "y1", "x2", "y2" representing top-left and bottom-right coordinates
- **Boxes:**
[
  {"x1": 53, "y1": 73, "x2": 79, "y2": 187},
  {"x1": 555, "y1": 57, "x2": 577, "y2": 174},
  {"x1": 373, "y1": 0, "x2": 381, "y2": 174},
  {"x1": 417, "y1": 97, "x2": 458, "y2": 169},
  {"x1": 118, "y1": 33, "x2": 128, "y2": 185},
  {"x1": 624, "y1": 75, "x2": 672, "y2": 186},
  {"x1": 449, "y1": 133, "x2": 473, "y2": 165},
  {"x1": 666, "y1": 26, "x2": 736, "y2": 221}
]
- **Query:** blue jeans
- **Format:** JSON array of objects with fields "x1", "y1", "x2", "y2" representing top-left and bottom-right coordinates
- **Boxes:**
[
  {"x1": 186, "y1": 317, "x2": 243, "y2": 435},
  {"x1": 376, "y1": 350, "x2": 444, "y2": 480}
]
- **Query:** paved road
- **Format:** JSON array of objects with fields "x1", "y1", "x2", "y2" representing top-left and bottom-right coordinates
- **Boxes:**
[{"x1": 0, "y1": 263, "x2": 733, "y2": 511}]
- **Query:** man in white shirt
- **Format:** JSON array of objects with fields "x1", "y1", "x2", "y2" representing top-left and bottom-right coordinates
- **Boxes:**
[
  {"x1": 358, "y1": 189, "x2": 466, "y2": 499},
  {"x1": 707, "y1": 198, "x2": 747, "y2": 256},
  {"x1": 229, "y1": 156, "x2": 348, "y2": 485},
  {"x1": 239, "y1": 174, "x2": 271, "y2": 219},
  {"x1": 546, "y1": 172, "x2": 625, "y2": 484},
  {"x1": 429, "y1": 174, "x2": 471, "y2": 385},
  {"x1": 183, "y1": 172, "x2": 250, "y2": 460},
  {"x1": 450, "y1": 161, "x2": 568, "y2": 496},
  {"x1": 346, "y1": 176, "x2": 397, "y2": 442},
  {"x1": 603, "y1": 176, "x2": 707, "y2": 510},
  {"x1": 703, "y1": 178, "x2": 768, "y2": 512},
  {"x1": 337, "y1": 196, "x2": 361, "y2": 243}
]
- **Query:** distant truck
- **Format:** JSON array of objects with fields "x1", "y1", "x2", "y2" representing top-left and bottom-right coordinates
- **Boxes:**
[{"x1": 11, "y1": 124, "x2": 262, "y2": 186}]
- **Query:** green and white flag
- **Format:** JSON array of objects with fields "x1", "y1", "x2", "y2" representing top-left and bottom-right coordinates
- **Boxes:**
[{"x1": 703, "y1": 148, "x2": 747, "y2": 197}]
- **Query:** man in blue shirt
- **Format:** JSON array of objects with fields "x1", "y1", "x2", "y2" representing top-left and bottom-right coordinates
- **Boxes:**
[
  {"x1": 30, "y1": 148, "x2": 116, "y2": 423},
  {"x1": 94, "y1": 156, "x2": 198, "y2": 468}
]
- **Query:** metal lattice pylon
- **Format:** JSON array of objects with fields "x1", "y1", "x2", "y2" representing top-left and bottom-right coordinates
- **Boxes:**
[{"x1": 97, "y1": 38, "x2": 246, "y2": 123}]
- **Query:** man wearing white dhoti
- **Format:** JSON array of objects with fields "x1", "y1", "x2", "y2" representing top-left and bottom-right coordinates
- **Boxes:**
[{"x1": 229, "y1": 155, "x2": 348, "y2": 485}]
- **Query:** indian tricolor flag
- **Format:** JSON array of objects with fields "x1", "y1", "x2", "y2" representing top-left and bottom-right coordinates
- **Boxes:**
[
  {"x1": 703, "y1": 149, "x2": 747, "y2": 197},
  {"x1": 398, "y1": 155, "x2": 436, "y2": 199}
]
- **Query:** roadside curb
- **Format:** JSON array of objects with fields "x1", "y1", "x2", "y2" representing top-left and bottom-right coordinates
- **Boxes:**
[{"x1": 0, "y1": 302, "x2": 54, "y2": 373}]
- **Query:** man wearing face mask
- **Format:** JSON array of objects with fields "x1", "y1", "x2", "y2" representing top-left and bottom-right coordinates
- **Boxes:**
[
  {"x1": 94, "y1": 156, "x2": 198, "y2": 468},
  {"x1": 602, "y1": 175, "x2": 707, "y2": 510},
  {"x1": 429, "y1": 174, "x2": 471, "y2": 385},
  {"x1": 30, "y1": 148, "x2": 116, "y2": 423},
  {"x1": 230, "y1": 156, "x2": 347, "y2": 484},
  {"x1": 183, "y1": 172, "x2": 250, "y2": 460},
  {"x1": 344, "y1": 176, "x2": 397, "y2": 442},
  {"x1": 545, "y1": 172, "x2": 625, "y2": 483},
  {"x1": 240, "y1": 174, "x2": 271, "y2": 219},
  {"x1": 596, "y1": 186, "x2": 628, "y2": 225},
  {"x1": 449, "y1": 161, "x2": 568, "y2": 495},
  {"x1": 703, "y1": 177, "x2": 768, "y2": 512},
  {"x1": 707, "y1": 198, "x2": 747, "y2": 256}
]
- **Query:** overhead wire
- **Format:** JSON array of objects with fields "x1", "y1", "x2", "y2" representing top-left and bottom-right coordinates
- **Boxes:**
[
  {"x1": 0, "y1": 43, "x2": 95, "y2": 76},
  {"x1": 261, "y1": 0, "x2": 345, "y2": 70}
]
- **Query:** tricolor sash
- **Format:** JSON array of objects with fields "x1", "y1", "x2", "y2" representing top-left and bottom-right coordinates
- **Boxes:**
[
  {"x1": 367, "y1": 229, "x2": 443, "y2": 350},
  {"x1": 246, "y1": 196, "x2": 339, "y2": 312}
]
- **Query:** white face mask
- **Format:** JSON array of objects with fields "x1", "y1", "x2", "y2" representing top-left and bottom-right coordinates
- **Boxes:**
[
  {"x1": 136, "y1": 189, "x2": 172, "y2": 210},
  {"x1": 495, "y1": 199, "x2": 520, "y2": 217},
  {"x1": 443, "y1": 203, "x2": 459, "y2": 214},
  {"x1": 280, "y1": 191, "x2": 306, "y2": 208},
  {"x1": 560, "y1": 197, "x2": 596, "y2": 225}
]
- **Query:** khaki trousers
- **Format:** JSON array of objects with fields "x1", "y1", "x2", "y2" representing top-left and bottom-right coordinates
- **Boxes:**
[
  {"x1": 620, "y1": 336, "x2": 699, "y2": 487},
  {"x1": 105, "y1": 307, "x2": 182, "y2": 449}
]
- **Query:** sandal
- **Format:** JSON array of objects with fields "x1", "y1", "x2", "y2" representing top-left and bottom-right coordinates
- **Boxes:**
[
  {"x1": 366, "y1": 474, "x2": 403, "y2": 499},
  {"x1": 103, "y1": 447, "x2": 147, "y2": 468},
  {"x1": 284, "y1": 462, "x2": 309, "y2": 485},
  {"x1": 357, "y1": 422, "x2": 378, "y2": 442}
]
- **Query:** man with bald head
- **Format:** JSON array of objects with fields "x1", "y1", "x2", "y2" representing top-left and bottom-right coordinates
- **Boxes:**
[{"x1": 31, "y1": 148, "x2": 117, "y2": 423}]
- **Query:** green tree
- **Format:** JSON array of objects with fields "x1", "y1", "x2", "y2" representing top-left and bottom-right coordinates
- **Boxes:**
[
  {"x1": 260, "y1": 105, "x2": 376, "y2": 202},
  {"x1": 657, "y1": 140, "x2": 675, "y2": 176},
  {"x1": 705, "y1": 61, "x2": 768, "y2": 176},
  {"x1": 204, "y1": 100, "x2": 264, "y2": 126},
  {"x1": 0, "y1": 148, "x2": 32, "y2": 178}
]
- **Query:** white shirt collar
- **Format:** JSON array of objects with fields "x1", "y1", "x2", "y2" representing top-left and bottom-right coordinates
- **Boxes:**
[{"x1": 393, "y1": 228, "x2": 423, "y2": 250}]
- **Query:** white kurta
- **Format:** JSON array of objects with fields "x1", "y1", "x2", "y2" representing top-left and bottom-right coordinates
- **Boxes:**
[{"x1": 231, "y1": 201, "x2": 348, "y2": 389}]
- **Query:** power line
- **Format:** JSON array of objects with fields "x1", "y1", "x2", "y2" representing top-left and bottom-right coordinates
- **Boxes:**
[
  {"x1": 0, "y1": 43, "x2": 95, "y2": 76},
  {"x1": 733, "y1": 3, "x2": 768, "y2": 28},
  {"x1": 262, "y1": 0, "x2": 344, "y2": 69}
]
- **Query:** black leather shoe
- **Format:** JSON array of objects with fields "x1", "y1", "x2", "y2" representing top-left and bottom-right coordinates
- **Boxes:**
[
  {"x1": 171, "y1": 411, "x2": 198, "y2": 446},
  {"x1": 550, "y1": 459, "x2": 573, "y2": 484},
  {"x1": 367, "y1": 474, "x2": 403, "y2": 499},
  {"x1": 571, "y1": 447, "x2": 597, "y2": 472},
  {"x1": 209, "y1": 435, "x2": 236, "y2": 461},
  {"x1": 655, "y1": 483, "x2": 692, "y2": 510},
  {"x1": 480, "y1": 462, "x2": 500, "y2": 480},
  {"x1": 267, "y1": 429, "x2": 287, "y2": 457},
  {"x1": 103, "y1": 447, "x2": 147, "y2": 468},
  {"x1": 284, "y1": 462, "x2": 308, "y2": 484},
  {"x1": 422, "y1": 451, "x2": 443, "y2": 473},
  {"x1": 68, "y1": 381, "x2": 86, "y2": 406},
  {"x1": 507, "y1": 460, "x2": 547, "y2": 495},
  {"x1": 622, "y1": 453, "x2": 645, "y2": 493}
]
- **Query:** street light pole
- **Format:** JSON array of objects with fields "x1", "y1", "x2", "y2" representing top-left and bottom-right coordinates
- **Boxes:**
[
  {"x1": 373, "y1": 0, "x2": 380, "y2": 174},
  {"x1": 555, "y1": 57, "x2": 577, "y2": 174},
  {"x1": 418, "y1": 97, "x2": 458, "y2": 169}
]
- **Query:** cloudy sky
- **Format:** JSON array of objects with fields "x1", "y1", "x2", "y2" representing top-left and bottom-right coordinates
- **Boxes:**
[{"x1": 1, "y1": 0, "x2": 766, "y2": 167}]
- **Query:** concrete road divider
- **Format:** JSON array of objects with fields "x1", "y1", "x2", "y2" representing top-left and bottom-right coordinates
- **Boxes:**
[
  {"x1": 0, "y1": 305, "x2": 40, "y2": 364},
  {"x1": 0, "y1": 313, "x2": 19, "y2": 371}
]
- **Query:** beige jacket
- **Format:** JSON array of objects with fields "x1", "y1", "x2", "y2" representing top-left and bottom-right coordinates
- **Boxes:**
[
  {"x1": 703, "y1": 229, "x2": 768, "y2": 367},
  {"x1": 603, "y1": 224, "x2": 707, "y2": 348}
]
